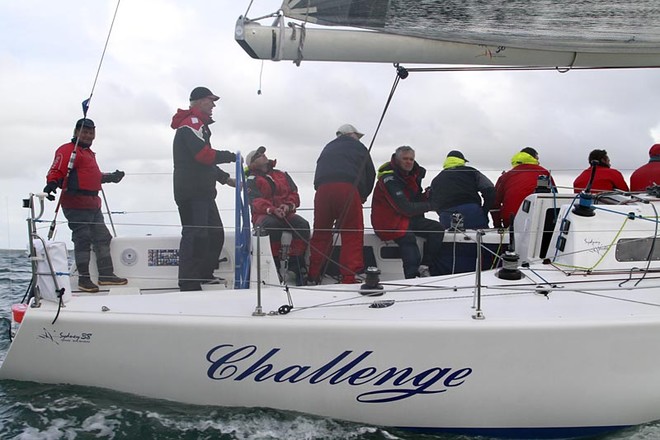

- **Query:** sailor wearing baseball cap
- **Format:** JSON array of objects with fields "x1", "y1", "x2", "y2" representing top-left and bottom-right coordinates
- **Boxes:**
[
  {"x1": 189, "y1": 86, "x2": 220, "y2": 101},
  {"x1": 307, "y1": 123, "x2": 376, "y2": 284},
  {"x1": 335, "y1": 123, "x2": 364, "y2": 139},
  {"x1": 43, "y1": 117, "x2": 127, "y2": 292},
  {"x1": 170, "y1": 86, "x2": 237, "y2": 291}
]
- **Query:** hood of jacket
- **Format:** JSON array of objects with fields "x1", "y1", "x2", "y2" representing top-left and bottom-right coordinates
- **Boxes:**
[{"x1": 170, "y1": 106, "x2": 214, "y2": 129}]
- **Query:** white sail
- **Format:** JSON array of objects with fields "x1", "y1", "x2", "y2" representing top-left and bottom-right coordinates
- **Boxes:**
[{"x1": 236, "y1": 0, "x2": 660, "y2": 67}]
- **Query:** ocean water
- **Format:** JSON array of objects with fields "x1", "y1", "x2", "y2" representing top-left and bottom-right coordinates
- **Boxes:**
[{"x1": 1, "y1": 249, "x2": 659, "y2": 440}]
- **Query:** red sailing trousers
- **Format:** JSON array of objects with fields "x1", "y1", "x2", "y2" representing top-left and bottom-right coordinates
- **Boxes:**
[{"x1": 308, "y1": 182, "x2": 364, "y2": 283}]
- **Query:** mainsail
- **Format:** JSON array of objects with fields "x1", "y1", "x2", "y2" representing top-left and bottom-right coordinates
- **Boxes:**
[{"x1": 236, "y1": 0, "x2": 660, "y2": 68}]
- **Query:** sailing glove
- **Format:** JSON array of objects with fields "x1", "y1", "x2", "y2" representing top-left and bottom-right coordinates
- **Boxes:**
[
  {"x1": 215, "y1": 167, "x2": 230, "y2": 184},
  {"x1": 43, "y1": 181, "x2": 58, "y2": 201},
  {"x1": 102, "y1": 170, "x2": 125, "y2": 184}
]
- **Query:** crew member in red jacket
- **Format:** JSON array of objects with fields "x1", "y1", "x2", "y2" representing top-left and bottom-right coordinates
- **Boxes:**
[
  {"x1": 44, "y1": 118, "x2": 127, "y2": 293},
  {"x1": 573, "y1": 149, "x2": 629, "y2": 194},
  {"x1": 245, "y1": 146, "x2": 310, "y2": 285},
  {"x1": 371, "y1": 146, "x2": 443, "y2": 278},
  {"x1": 630, "y1": 144, "x2": 660, "y2": 191},
  {"x1": 493, "y1": 147, "x2": 555, "y2": 228}
]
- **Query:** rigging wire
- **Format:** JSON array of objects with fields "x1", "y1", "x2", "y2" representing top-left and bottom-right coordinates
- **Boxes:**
[
  {"x1": 44, "y1": 0, "x2": 122, "y2": 325},
  {"x1": 47, "y1": 0, "x2": 122, "y2": 240},
  {"x1": 313, "y1": 65, "x2": 410, "y2": 282},
  {"x1": 633, "y1": 202, "x2": 659, "y2": 286},
  {"x1": 243, "y1": 0, "x2": 255, "y2": 18},
  {"x1": 367, "y1": 64, "x2": 408, "y2": 153},
  {"x1": 86, "y1": 0, "x2": 122, "y2": 113}
]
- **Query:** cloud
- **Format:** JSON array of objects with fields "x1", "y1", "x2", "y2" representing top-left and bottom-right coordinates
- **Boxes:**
[{"x1": 0, "y1": 0, "x2": 658, "y2": 249}]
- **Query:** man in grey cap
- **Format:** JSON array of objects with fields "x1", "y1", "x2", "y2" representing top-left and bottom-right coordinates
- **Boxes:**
[
  {"x1": 170, "y1": 86, "x2": 237, "y2": 291},
  {"x1": 430, "y1": 150, "x2": 495, "y2": 229},
  {"x1": 307, "y1": 123, "x2": 375, "y2": 284}
]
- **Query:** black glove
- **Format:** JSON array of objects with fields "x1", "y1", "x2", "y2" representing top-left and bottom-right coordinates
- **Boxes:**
[
  {"x1": 102, "y1": 170, "x2": 125, "y2": 184},
  {"x1": 214, "y1": 150, "x2": 236, "y2": 164},
  {"x1": 43, "y1": 181, "x2": 58, "y2": 201},
  {"x1": 215, "y1": 167, "x2": 230, "y2": 184}
]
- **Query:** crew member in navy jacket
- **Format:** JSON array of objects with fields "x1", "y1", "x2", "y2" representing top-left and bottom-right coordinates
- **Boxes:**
[
  {"x1": 308, "y1": 124, "x2": 376, "y2": 284},
  {"x1": 431, "y1": 150, "x2": 495, "y2": 229}
]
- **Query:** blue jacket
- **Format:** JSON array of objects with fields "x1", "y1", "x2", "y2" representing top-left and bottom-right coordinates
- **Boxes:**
[{"x1": 313, "y1": 134, "x2": 375, "y2": 201}]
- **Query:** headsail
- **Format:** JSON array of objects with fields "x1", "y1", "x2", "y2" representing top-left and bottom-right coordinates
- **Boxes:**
[{"x1": 236, "y1": 0, "x2": 660, "y2": 68}]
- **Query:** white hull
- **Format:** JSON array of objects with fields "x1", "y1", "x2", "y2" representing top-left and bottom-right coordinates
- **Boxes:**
[
  {"x1": 3, "y1": 270, "x2": 660, "y2": 437},
  {"x1": 4, "y1": 192, "x2": 660, "y2": 437}
]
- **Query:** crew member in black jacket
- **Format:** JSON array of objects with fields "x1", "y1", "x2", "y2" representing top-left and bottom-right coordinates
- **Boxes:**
[{"x1": 170, "y1": 86, "x2": 236, "y2": 291}]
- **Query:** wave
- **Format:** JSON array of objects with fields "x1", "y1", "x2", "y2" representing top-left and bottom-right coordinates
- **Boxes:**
[{"x1": 0, "y1": 382, "x2": 404, "y2": 440}]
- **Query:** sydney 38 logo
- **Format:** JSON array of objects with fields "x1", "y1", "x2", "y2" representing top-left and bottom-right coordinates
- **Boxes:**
[
  {"x1": 206, "y1": 344, "x2": 472, "y2": 403},
  {"x1": 38, "y1": 327, "x2": 93, "y2": 345}
]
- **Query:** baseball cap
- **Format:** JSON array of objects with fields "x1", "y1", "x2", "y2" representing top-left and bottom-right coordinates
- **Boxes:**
[
  {"x1": 447, "y1": 150, "x2": 468, "y2": 162},
  {"x1": 336, "y1": 123, "x2": 364, "y2": 139},
  {"x1": 245, "y1": 146, "x2": 266, "y2": 166},
  {"x1": 75, "y1": 118, "x2": 95, "y2": 129},
  {"x1": 190, "y1": 86, "x2": 220, "y2": 101}
]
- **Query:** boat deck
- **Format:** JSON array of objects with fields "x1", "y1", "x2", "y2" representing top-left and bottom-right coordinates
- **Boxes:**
[{"x1": 31, "y1": 265, "x2": 660, "y2": 325}]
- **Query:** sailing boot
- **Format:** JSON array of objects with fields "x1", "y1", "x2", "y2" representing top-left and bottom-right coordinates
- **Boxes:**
[
  {"x1": 75, "y1": 260, "x2": 99, "y2": 292},
  {"x1": 98, "y1": 274, "x2": 128, "y2": 286},
  {"x1": 96, "y1": 244, "x2": 128, "y2": 286},
  {"x1": 78, "y1": 276, "x2": 99, "y2": 293},
  {"x1": 288, "y1": 255, "x2": 307, "y2": 286}
]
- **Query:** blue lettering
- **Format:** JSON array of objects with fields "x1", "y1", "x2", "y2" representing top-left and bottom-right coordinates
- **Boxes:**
[
  {"x1": 444, "y1": 367, "x2": 473, "y2": 387},
  {"x1": 372, "y1": 366, "x2": 414, "y2": 386},
  {"x1": 305, "y1": 351, "x2": 354, "y2": 383},
  {"x1": 204, "y1": 344, "x2": 473, "y2": 404},
  {"x1": 328, "y1": 351, "x2": 373, "y2": 384},
  {"x1": 273, "y1": 365, "x2": 311, "y2": 383},
  {"x1": 206, "y1": 344, "x2": 258, "y2": 380},
  {"x1": 233, "y1": 348, "x2": 281, "y2": 381},
  {"x1": 347, "y1": 367, "x2": 378, "y2": 385}
]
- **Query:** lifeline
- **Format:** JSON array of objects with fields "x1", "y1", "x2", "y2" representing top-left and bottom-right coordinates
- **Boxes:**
[{"x1": 206, "y1": 343, "x2": 473, "y2": 403}]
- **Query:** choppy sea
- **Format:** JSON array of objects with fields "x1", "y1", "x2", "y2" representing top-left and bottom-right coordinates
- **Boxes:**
[{"x1": 1, "y1": 249, "x2": 659, "y2": 439}]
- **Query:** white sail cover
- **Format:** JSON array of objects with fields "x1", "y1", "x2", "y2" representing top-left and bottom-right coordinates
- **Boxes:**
[
  {"x1": 282, "y1": 0, "x2": 660, "y2": 54},
  {"x1": 34, "y1": 241, "x2": 72, "y2": 304}
]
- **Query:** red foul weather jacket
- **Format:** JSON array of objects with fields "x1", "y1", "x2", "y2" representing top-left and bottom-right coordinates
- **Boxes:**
[
  {"x1": 493, "y1": 163, "x2": 554, "y2": 228},
  {"x1": 246, "y1": 165, "x2": 301, "y2": 225},
  {"x1": 46, "y1": 142, "x2": 102, "y2": 210},
  {"x1": 371, "y1": 159, "x2": 432, "y2": 241},
  {"x1": 573, "y1": 165, "x2": 629, "y2": 194}
]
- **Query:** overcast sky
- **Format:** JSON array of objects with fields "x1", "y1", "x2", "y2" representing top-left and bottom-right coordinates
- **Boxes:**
[{"x1": 1, "y1": 0, "x2": 659, "y2": 250}]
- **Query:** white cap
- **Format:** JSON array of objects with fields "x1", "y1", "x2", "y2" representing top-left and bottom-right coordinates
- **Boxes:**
[
  {"x1": 245, "y1": 146, "x2": 266, "y2": 167},
  {"x1": 336, "y1": 123, "x2": 364, "y2": 139}
]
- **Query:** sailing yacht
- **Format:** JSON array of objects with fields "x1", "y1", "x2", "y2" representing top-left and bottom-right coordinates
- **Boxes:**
[{"x1": 2, "y1": 1, "x2": 660, "y2": 438}]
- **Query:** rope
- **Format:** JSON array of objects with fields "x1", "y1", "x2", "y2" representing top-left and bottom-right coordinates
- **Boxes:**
[{"x1": 314, "y1": 66, "x2": 409, "y2": 282}]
